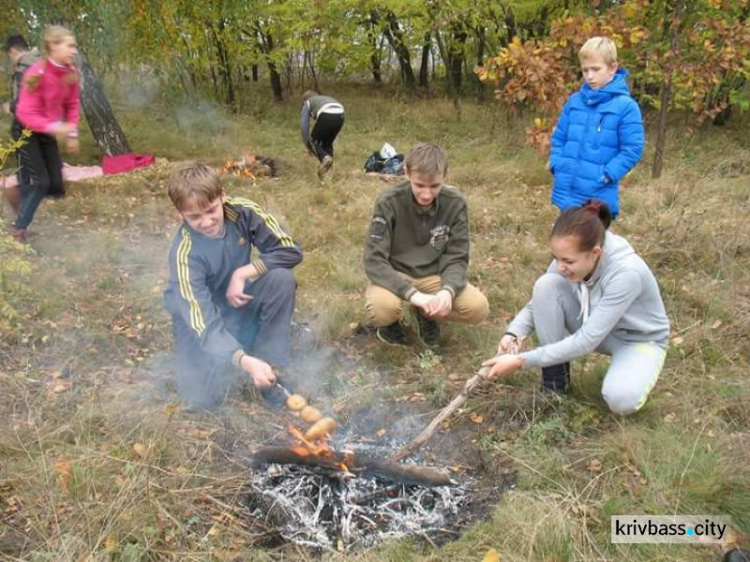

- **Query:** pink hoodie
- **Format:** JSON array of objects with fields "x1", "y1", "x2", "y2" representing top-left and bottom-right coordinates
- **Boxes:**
[{"x1": 16, "y1": 59, "x2": 80, "y2": 135}]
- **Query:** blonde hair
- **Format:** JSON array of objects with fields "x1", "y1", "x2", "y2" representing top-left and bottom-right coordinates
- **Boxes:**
[
  {"x1": 578, "y1": 36, "x2": 618, "y2": 65},
  {"x1": 42, "y1": 25, "x2": 75, "y2": 56},
  {"x1": 167, "y1": 162, "x2": 224, "y2": 210},
  {"x1": 404, "y1": 143, "x2": 449, "y2": 177},
  {"x1": 25, "y1": 25, "x2": 77, "y2": 91}
]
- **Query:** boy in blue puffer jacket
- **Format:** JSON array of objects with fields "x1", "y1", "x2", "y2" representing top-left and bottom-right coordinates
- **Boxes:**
[{"x1": 549, "y1": 37, "x2": 644, "y2": 219}]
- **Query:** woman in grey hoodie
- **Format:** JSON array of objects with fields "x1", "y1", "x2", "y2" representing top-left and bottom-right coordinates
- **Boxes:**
[{"x1": 483, "y1": 201, "x2": 669, "y2": 414}]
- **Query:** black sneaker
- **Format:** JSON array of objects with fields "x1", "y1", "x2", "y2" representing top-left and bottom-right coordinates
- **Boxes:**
[
  {"x1": 376, "y1": 322, "x2": 408, "y2": 346},
  {"x1": 541, "y1": 363, "x2": 570, "y2": 394},
  {"x1": 412, "y1": 309, "x2": 440, "y2": 348}
]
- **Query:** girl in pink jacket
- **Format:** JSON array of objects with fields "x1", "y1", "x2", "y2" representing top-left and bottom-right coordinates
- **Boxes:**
[{"x1": 12, "y1": 26, "x2": 79, "y2": 242}]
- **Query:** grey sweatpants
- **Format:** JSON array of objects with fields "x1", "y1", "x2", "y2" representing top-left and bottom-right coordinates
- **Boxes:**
[
  {"x1": 531, "y1": 273, "x2": 666, "y2": 415},
  {"x1": 172, "y1": 268, "x2": 296, "y2": 410}
]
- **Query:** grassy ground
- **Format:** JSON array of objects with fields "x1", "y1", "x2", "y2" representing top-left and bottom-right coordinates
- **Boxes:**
[{"x1": 0, "y1": 86, "x2": 748, "y2": 561}]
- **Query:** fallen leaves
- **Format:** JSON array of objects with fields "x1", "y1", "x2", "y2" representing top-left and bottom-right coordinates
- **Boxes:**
[
  {"x1": 187, "y1": 428, "x2": 218, "y2": 440},
  {"x1": 483, "y1": 548, "x2": 500, "y2": 562},
  {"x1": 469, "y1": 412, "x2": 485, "y2": 424},
  {"x1": 132, "y1": 442, "x2": 149, "y2": 458},
  {"x1": 54, "y1": 458, "x2": 73, "y2": 492},
  {"x1": 51, "y1": 382, "x2": 71, "y2": 393}
]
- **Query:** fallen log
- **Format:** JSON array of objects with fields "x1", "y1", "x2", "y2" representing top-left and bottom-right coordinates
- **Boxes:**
[
  {"x1": 390, "y1": 366, "x2": 492, "y2": 462},
  {"x1": 251, "y1": 447, "x2": 453, "y2": 487}
]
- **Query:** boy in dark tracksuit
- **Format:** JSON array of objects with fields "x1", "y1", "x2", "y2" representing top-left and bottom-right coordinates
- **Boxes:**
[
  {"x1": 363, "y1": 143, "x2": 489, "y2": 347},
  {"x1": 163, "y1": 162, "x2": 303, "y2": 410},
  {"x1": 3, "y1": 35, "x2": 39, "y2": 214},
  {"x1": 300, "y1": 90, "x2": 344, "y2": 179}
]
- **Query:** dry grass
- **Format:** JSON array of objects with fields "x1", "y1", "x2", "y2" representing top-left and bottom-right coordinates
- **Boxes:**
[{"x1": 0, "y1": 88, "x2": 748, "y2": 560}]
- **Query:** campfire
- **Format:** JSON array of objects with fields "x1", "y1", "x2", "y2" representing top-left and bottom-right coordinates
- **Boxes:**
[
  {"x1": 252, "y1": 425, "x2": 453, "y2": 487},
  {"x1": 223, "y1": 152, "x2": 277, "y2": 179},
  {"x1": 247, "y1": 432, "x2": 473, "y2": 551},
  {"x1": 244, "y1": 383, "x2": 507, "y2": 551}
]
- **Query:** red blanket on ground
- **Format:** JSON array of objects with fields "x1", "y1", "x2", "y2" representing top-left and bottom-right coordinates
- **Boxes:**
[{"x1": 102, "y1": 153, "x2": 156, "y2": 175}]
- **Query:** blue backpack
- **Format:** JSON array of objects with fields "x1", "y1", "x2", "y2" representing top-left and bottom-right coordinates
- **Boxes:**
[{"x1": 364, "y1": 153, "x2": 404, "y2": 175}]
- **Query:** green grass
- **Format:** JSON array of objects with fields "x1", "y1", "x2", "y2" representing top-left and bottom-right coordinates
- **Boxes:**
[{"x1": 0, "y1": 86, "x2": 748, "y2": 560}]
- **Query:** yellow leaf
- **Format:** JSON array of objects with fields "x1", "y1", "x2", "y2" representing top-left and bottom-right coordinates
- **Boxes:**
[
  {"x1": 187, "y1": 428, "x2": 216, "y2": 440},
  {"x1": 133, "y1": 443, "x2": 148, "y2": 458},
  {"x1": 52, "y1": 382, "x2": 70, "y2": 393},
  {"x1": 105, "y1": 535, "x2": 118, "y2": 551},
  {"x1": 483, "y1": 548, "x2": 501, "y2": 562},
  {"x1": 54, "y1": 457, "x2": 73, "y2": 491},
  {"x1": 469, "y1": 412, "x2": 484, "y2": 424}
]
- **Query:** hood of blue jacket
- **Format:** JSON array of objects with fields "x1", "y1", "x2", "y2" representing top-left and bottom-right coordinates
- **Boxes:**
[{"x1": 580, "y1": 68, "x2": 632, "y2": 106}]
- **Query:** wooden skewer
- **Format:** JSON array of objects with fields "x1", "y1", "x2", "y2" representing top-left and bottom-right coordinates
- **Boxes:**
[{"x1": 390, "y1": 366, "x2": 492, "y2": 463}]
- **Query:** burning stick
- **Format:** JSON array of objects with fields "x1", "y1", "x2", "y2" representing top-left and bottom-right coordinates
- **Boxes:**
[
  {"x1": 251, "y1": 447, "x2": 453, "y2": 487},
  {"x1": 390, "y1": 366, "x2": 492, "y2": 462}
]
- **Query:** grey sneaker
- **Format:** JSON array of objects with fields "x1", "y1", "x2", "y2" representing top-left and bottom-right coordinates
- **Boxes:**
[{"x1": 317, "y1": 155, "x2": 333, "y2": 179}]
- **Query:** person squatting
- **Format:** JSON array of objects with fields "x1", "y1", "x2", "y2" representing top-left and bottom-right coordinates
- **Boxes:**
[{"x1": 163, "y1": 162, "x2": 302, "y2": 410}]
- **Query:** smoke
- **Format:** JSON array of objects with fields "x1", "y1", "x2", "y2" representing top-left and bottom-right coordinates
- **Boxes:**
[
  {"x1": 174, "y1": 99, "x2": 230, "y2": 137},
  {"x1": 113, "y1": 66, "x2": 161, "y2": 110}
]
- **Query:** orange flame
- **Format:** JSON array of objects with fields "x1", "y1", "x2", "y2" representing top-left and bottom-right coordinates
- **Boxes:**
[
  {"x1": 288, "y1": 425, "x2": 352, "y2": 474},
  {"x1": 222, "y1": 153, "x2": 273, "y2": 179}
]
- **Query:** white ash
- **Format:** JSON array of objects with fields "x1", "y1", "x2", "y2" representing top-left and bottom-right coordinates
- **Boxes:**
[{"x1": 247, "y1": 464, "x2": 472, "y2": 551}]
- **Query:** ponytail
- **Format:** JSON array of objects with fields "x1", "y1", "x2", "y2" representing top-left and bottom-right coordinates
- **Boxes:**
[{"x1": 551, "y1": 199, "x2": 611, "y2": 251}]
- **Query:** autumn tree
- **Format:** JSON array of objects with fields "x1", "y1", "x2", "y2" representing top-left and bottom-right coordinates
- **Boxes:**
[{"x1": 477, "y1": 0, "x2": 750, "y2": 176}]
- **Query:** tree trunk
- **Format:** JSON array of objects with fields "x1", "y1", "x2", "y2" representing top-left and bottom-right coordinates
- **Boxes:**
[
  {"x1": 419, "y1": 32, "x2": 431, "y2": 90},
  {"x1": 258, "y1": 30, "x2": 283, "y2": 101},
  {"x1": 77, "y1": 50, "x2": 131, "y2": 156},
  {"x1": 652, "y1": 2, "x2": 683, "y2": 179},
  {"x1": 251, "y1": 64, "x2": 258, "y2": 82},
  {"x1": 368, "y1": 11, "x2": 382, "y2": 84},
  {"x1": 304, "y1": 50, "x2": 319, "y2": 91},
  {"x1": 268, "y1": 62, "x2": 283, "y2": 101},
  {"x1": 447, "y1": 25, "x2": 467, "y2": 97},
  {"x1": 212, "y1": 21, "x2": 235, "y2": 107},
  {"x1": 383, "y1": 12, "x2": 416, "y2": 90},
  {"x1": 475, "y1": 27, "x2": 487, "y2": 102}
]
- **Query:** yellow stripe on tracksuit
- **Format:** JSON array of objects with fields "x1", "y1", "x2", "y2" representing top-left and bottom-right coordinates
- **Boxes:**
[
  {"x1": 227, "y1": 197, "x2": 295, "y2": 247},
  {"x1": 176, "y1": 229, "x2": 206, "y2": 335}
]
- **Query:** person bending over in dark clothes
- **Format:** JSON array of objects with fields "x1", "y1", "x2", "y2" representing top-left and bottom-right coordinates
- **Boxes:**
[{"x1": 300, "y1": 90, "x2": 344, "y2": 180}]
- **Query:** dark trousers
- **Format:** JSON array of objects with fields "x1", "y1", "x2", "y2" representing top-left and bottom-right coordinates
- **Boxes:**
[
  {"x1": 11, "y1": 120, "x2": 31, "y2": 191},
  {"x1": 15, "y1": 131, "x2": 64, "y2": 230},
  {"x1": 309, "y1": 113, "x2": 344, "y2": 162},
  {"x1": 172, "y1": 268, "x2": 297, "y2": 410}
]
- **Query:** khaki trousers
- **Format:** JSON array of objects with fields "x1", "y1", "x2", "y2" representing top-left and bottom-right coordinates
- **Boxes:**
[{"x1": 365, "y1": 274, "x2": 489, "y2": 327}]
